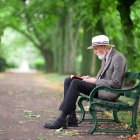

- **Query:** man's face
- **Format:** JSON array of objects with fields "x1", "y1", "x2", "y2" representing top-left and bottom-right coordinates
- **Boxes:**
[{"x1": 92, "y1": 46, "x2": 107, "y2": 60}]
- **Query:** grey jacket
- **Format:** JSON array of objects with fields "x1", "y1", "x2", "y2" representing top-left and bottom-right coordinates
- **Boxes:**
[{"x1": 95, "y1": 48, "x2": 127, "y2": 101}]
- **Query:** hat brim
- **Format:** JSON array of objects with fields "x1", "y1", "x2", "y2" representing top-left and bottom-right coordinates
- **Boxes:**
[{"x1": 87, "y1": 44, "x2": 115, "y2": 49}]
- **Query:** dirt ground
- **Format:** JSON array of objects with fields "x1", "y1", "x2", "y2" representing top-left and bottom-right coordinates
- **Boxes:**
[{"x1": 0, "y1": 72, "x2": 139, "y2": 140}]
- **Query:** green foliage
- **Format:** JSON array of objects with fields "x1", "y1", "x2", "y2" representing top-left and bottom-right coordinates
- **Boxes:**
[
  {"x1": 0, "y1": 0, "x2": 140, "y2": 73},
  {"x1": 6, "y1": 62, "x2": 17, "y2": 69},
  {"x1": 34, "y1": 59, "x2": 45, "y2": 71},
  {"x1": 0, "y1": 28, "x2": 41, "y2": 69}
]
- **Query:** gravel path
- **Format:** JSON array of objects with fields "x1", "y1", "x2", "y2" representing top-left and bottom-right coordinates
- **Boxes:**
[{"x1": 0, "y1": 72, "x2": 138, "y2": 140}]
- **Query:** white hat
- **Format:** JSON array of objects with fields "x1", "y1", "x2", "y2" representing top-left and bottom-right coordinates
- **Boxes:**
[{"x1": 87, "y1": 35, "x2": 115, "y2": 49}]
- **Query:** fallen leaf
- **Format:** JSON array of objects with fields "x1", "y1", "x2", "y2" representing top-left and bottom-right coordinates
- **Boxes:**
[
  {"x1": 117, "y1": 135, "x2": 126, "y2": 139},
  {"x1": 55, "y1": 127, "x2": 63, "y2": 134}
]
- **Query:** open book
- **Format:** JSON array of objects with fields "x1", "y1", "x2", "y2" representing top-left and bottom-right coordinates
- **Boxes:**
[{"x1": 70, "y1": 75, "x2": 83, "y2": 80}]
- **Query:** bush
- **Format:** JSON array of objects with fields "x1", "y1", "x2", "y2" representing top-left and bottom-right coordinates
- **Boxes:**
[
  {"x1": 34, "y1": 59, "x2": 45, "y2": 71},
  {"x1": 6, "y1": 62, "x2": 17, "y2": 69}
]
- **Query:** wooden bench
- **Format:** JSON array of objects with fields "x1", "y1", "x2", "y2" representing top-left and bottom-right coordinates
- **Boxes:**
[{"x1": 77, "y1": 72, "x2": 140, "y2": 134}]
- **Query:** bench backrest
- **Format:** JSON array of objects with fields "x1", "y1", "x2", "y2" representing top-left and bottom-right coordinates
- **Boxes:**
[
  {"x1": 122, "y1": 72, "x2": 140, "y2": 99},
  {"x1": 125, "y1": 72, "x2": 140, "y2": 80}
]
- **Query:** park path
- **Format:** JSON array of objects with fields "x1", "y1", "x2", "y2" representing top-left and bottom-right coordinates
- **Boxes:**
[{"x1": 0, "y1": 72, "x2": 135, "y2": 140}]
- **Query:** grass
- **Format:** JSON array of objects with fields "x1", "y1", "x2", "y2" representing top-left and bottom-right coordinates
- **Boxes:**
[
  {"x1": 45, "y1": 73, "x2": 69, "y2": 83},
  {"x1": 117, "y1": 111, "x2": 140, "y2": 131},
  {"x1": 117, "y1": 96, "x2": 140, "y2": 129}
]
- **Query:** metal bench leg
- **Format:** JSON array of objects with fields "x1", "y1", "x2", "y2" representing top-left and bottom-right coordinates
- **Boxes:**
[
  {"x1": 89, "y1": 105, "x2": 97, "y2": 134},
  {"x1": 113, "y1": 110, "x2": 120, "y2": 123},
  {"x1": 78, "y1": 97, "x2": 86, "y2": 123},
  {"x1": 132, "y1": 109, "x2": 137, "y2": 133}
]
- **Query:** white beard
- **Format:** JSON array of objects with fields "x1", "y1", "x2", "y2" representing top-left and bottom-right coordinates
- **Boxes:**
[{"x1": 97, "y1": 54, "x2": 105, "y2": 60}]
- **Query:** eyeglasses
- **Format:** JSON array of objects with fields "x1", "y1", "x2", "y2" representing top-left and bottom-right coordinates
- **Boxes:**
[{"x1": 92, "y1": 46, "x2": 99, "y2": 50}]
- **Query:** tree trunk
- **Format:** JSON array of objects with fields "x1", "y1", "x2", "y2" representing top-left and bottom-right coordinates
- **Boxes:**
[
  {"x1": 52, "y1": 5, "x2": 68, "y2": 74},
  {"x1": 63, "y1": 11, "x2": 78, "y2": 74},
  {"x1": 80, "y1": 21, "x2": 93, "y2": 76},
  {"x1": 63, "y1": 12, "x2": 71, "y2": 74},
  {"x1": 0, "y1": 30, "x2": 4, "y2": 43},
  {"x1": 69, "y1": 11, "x2": 76, "y2": 74},
  {"x1": 65, "y1": 10, "x2": 78, "y2": 74},
  {"x1": 52, "y1": 18, "x2": 65, "y2": 73},
  {"x1": 81, "y1": 0, "x2": 105, "y2": 76},
  {"x1": 90, "y1": 0, "x2": 105, "y2": 76},
  {"x1": 117, "y1": 0, "x2": 136, "y2": 70},
  {"x1": 40, "y1": 47, "x2": 53, "y2": 72}
]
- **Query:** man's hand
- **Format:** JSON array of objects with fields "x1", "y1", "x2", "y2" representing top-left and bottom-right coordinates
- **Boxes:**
[
  {"x1": 81, "y1": 75, "x2": 90, "y2": 79},
  {"x1": 82, "y1": 77, "x2": 96, "y2": 83}
]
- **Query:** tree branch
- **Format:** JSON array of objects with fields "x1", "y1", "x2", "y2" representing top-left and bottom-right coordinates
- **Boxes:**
[{"x1": 10, "y1": 24, "x2": 39, "y2": 47}]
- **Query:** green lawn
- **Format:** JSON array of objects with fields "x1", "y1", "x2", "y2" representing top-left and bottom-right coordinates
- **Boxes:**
[{"x1": 45, "y1": 73, "x2": 69, "y2": 83}]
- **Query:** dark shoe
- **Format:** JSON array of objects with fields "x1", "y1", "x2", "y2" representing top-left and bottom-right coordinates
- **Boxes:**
[
  {"x1": 43, "y1": 119, "x2": 67, "y2": 129},
  {"x1": 67, "y1": 117, "x2": 78, "y2": 127}
]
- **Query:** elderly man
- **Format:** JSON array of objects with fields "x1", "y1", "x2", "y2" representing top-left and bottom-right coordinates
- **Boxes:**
[{"x1": 44, "y1": 35, "x2": 127, "y2": 129}]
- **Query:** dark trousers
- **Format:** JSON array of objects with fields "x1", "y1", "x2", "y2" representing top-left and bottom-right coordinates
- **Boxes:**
[{"x1": 59, "y1": 78, "x2": 96, "y2": 114}]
